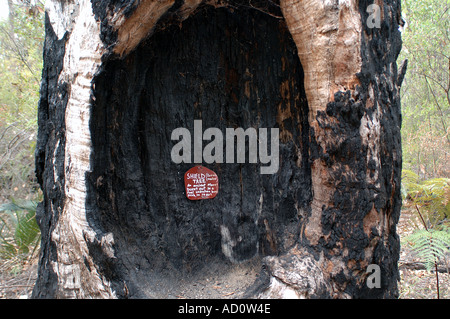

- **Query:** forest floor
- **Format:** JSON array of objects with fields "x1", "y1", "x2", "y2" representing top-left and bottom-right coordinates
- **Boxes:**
[
  {"x1": 397, "y1": 208, "x2": 450, "y2": 299},
  {"x1": 0, "y1": 208, "x2": 448, "y2": 299}
]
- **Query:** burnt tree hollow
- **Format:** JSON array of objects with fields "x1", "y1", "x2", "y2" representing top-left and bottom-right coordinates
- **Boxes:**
[{"x1": 88, "y1": 5, "x2": 310, "y2": 296}]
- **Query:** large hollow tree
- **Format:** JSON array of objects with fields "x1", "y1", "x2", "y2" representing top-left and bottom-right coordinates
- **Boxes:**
[{"x1": 32, "y1": 0, "x2": 405, "y2": 298}]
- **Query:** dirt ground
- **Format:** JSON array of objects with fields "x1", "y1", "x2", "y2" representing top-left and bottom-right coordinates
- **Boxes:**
[
  {"x1": 0, "y1": 257, "x2": 38, "y2": 299},
  {"x1": 135, "y1": 257, "x2": 262, "y2": 299},
  {"x1": 397, "y1": 208, "x2": 449, "y2": 299},
  {"x1": 1, "y1": 208, "x2": 448, "y2": 299}
]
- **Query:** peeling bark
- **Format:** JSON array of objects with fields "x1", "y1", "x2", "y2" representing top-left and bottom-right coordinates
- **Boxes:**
[
  {"x1": 261, "y1": 0, "x2": 403, "y2": 298},
  {"x1": 33, "y1": 0, "x2": 404, "y2": 299}
]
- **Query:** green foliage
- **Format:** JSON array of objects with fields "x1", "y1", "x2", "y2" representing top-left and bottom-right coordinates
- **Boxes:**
[
  {"x1": 0, "y1": 2, "x2": 44, "y2": 203},
  {"x1": 404, "y1": 227, "x2": 450, "y2": 271},
  {"x1": 401, "y1": 169, "x2": 450, "y2": 227},
  {"x1": 0, "y1": 3, "x2": 44, "y2": 127},
  {"x1": 400, "y1": 0, "x2": 450, "y2": 179},
  {"x1": 0, "y1": 199, "x2": 40, "y2": 260},
  {"x1": 401, "y1": 168, "x2": 449, "y2": 298},
  {"x1": 399, "y1": 1, "x2": 450, "y2": 299}
]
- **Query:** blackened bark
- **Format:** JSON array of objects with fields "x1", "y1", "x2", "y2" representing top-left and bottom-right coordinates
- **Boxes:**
[
  {"x1": 88, "y1": 6, "x2": 310, "y2": 297},
  {"x1": 33, "y1": 13, "x2": 68, "y2": 298}
]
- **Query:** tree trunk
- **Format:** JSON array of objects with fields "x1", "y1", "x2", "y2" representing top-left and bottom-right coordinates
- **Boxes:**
[{"x1": 33, "y1": 0, "x2": 404, "y2": 298}]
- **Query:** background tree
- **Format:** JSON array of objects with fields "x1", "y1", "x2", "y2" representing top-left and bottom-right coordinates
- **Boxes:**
[{"x1": 400, "y1": 0, "x2": 449, "y2": 179}]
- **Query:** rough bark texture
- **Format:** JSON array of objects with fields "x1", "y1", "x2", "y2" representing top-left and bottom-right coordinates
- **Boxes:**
[{"x1": 33, "y1": 0, "x2": 403, "y2": 298}]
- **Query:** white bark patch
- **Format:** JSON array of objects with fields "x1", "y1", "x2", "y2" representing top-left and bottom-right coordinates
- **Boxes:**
[
  {"x1": 359, "y1": 84, "x2": 381, "y2": 187},
  {"x1": 50, "y1": 0, "x2": 115, "y2": 298},
  {"x1": 258, "y1": 277, "x2": 302, "y2": 299},
  {"x1": 45, "y1": 0, "x2": 80, "y2": 40},
  {"x1": 52, "y1": 139, "x2": 60, "y2": 183},
  {"x1": 258, "y1": 250, "x2": 330, "y2": 298},
  {"x1": 220, "y1": 225, "x2": 236, "y2": 262},
  {"x1": 220, "y1": 225, "x2": 258, "y2": 263}
]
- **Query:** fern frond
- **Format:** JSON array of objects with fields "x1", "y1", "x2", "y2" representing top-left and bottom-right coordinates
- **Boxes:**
[
  {"x1": 0, "y1": 199, "x2": 40, "y2": 260},
  {"x1": 402, "y1": 169, "x2": 420, "y2": 185},
  {"x1": 404, "y1": 227, "x2": 450, "y2": 271},
  {"x1": 401, "y1": 171, "x2": 450, "y2": 226}
]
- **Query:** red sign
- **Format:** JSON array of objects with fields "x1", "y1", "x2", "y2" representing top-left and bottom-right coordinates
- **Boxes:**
[{"x1": 184, "y1": 166, "x2": 219, "y2": 200}]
